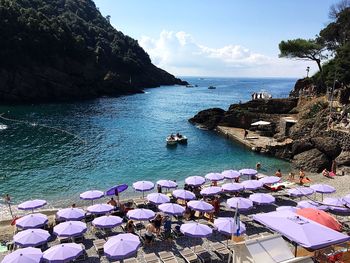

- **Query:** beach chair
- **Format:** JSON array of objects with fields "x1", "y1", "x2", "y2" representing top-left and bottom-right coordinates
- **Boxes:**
[
  {"x1": 159, "y1": 251, "x2": 178, "y2": 263},
  {"x1": 144, "y1": 253, "x2": 160, "y2": 263},
  {"x1": 73, "y1": 244, "x2": 87, "y2": 262},
  {"x1": 93, "y1": 239, "x2": 106, "y2": 255},
  {"x1": 179, "y1": 248, "x2": 200, "y2": 263},
  {"x1": 191, "y1": 245, "x2": 212, "y2": 263},
  {"x1": 123, "y1": 257, "x2": 139, "y2": 263},
  {"x1": 58, "y1": 236, "x2": 71, "y2": 243},
  {"x1": 133, "y1": 198, "x2": 145, "y2": 207},
  {"x1": 209, "y1": 241, "x2": 231, "y2": 261}
]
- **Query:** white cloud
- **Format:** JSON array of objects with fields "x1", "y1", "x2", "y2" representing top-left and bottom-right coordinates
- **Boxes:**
[{"x1": 139, "y1": 30, "x2": 316, "y2": 78}]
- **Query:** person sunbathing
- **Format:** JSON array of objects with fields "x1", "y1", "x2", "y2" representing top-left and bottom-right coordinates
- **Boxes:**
[{"x1": 322, "y1": 168, "x2": 330, "y2": 178}]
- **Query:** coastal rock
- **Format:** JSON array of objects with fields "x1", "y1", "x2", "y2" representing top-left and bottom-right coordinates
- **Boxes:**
[
  {"x1": 291, "y1": 139, "x2": 314, "y2": 155},
  {"x1": 335, "y1": 151, "x2": 350, "y2": 166},
  {"x1": 311, "y1": 137, "x2": 341, "y2": 159},
  {"x1": 228, "y1": 98, "x2": 298, "y2": 114},
  {"x1": 289, "y1": 78, "x2": 314, "y2": 98},
  {"x1": 188, "y1": 108, "x2": 225, "y2": 130},
  {"x1": 293, "y1": 148, "x2": 330, "y2": 172}
]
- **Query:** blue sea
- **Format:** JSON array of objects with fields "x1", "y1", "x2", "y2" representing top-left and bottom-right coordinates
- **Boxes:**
[{"x1": 0, "y1": 77, "x2": 296, "y2": 218}]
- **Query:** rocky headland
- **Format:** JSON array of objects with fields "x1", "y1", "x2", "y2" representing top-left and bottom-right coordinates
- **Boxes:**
[
  {"x1": 189, "y1": 79, "x2": 350, "y2": 173},
  {"x1": 0, "y1": 0, "x2": 187, "y2": 104}
]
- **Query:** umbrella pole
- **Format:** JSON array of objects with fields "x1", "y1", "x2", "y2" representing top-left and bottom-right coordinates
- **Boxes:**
[{"x1": 294, "y1": 243, "x2": 297, "y2": 257}]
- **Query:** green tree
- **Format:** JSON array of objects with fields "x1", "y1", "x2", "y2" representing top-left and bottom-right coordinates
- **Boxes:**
[{"x1": 279, "y1": 38, "x2": 326, "y2": 73}]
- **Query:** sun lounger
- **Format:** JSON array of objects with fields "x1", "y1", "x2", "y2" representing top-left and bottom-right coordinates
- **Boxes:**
[
  {"x1": 133, "y1": 198, "x2": 145, "y2": 207},
  {"x1": 179, "y1": 248, "x2": 200, "y2": 263},
  {"x1": 123, "y1": 257, "x2": 139, "y2": 263},
  {"x1": 159, "y1": 251, "x2": 178, "y2": 263},
  {"x1": 93, "y1": 239, "x2": 106, "y2": 255},
  {"x1": 144, "y1": 252, "x2": 160, "y2": 263},
  {"x1": 209, "y1": 242, "x2": 231, "y2": 260},
  {"x1": 58, "y1": 236, "x2": 71, "y2": 243},
  {"x1": 191, "y1": 245, "x2": 212, "y2": 263}
]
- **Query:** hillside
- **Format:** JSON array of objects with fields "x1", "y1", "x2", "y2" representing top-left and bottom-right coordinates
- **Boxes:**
[{"x1": 0, "y1": 0, "x2": 187, "y2": 103}]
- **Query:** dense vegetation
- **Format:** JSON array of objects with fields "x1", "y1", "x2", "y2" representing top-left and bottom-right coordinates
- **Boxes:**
[
  {"x1": 279, "y1": 1, "x2": 350, "y2": 93},
  {"x1": 0, "y1": 0, "x2": 186, "y2": 103}
]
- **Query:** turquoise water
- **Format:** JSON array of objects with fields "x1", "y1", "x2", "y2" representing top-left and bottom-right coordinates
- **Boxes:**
[{"x1": 0, "y1": 77, "x2": 295, "y2": 215}]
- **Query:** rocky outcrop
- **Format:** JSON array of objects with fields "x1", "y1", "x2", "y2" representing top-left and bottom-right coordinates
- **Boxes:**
[
  {"x1": 293, "y1": 149, "x2": 330, "y2": 172},
  {"x1": 291, "y1": 138, "x2": 314, "y2": 156},
  {"x1": 189, "y1": 98, "x2": 298, "y2": 130},
  {"x1": 335, "y1": 151, "x2": 350, "y2": 166},
  {"x1": 188, "y1": 108, "x2": 225, "y2": 130},
  {"x1": 311, "y1": 137, "x2": 341, "y2": 159},
  {"x1": 289, "y1": 78, "x2": 314, "y2": 98}
]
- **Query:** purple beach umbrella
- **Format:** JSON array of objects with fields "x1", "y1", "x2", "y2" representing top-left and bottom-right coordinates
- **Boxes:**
[
  {"x1": 259, "y1": 176, "x2": 281, "y2": 185},
  {"x1": 187, "y1": 200, "x2": 214, "y2": 212},
  {"x1": 92, "y1": 215, "x2": 123, "y2": 228},
  {"x1": 18, "y1": 199, "x2": 46, "y2": 211},
  {"x1": 324, "y1": 197, "x2": 350, "y2": 212},
  {"x1": 180, "y1": 222, "x2": 212, "y2": 238},
  {"x1": 132, "y1": 181, "x2": 154, "y2": 198},
  {"x1": 172, "y1": 189, "x2": 195, "y2": 200},
  {"x1": 342, "y1": 194, "x2": 350, "y2": 206},
  {"x1": 200, "y1": 186, "x2": 222, "y2": 196},
  {"x1": 156, "y1": 180, "x2": 178, "y2": 189},
  {"x1": 87, "y1": 204, "x2": 114, "y2": 214},
  {"x1": 56, "y1": 208, "x2": 85, "y2": 221},
  {"x1": 43, "y1": 243, "x2": 83, "y2": 263},
  {"x1": 79, "y1": 190, "x2": 104, "y2": 204},
  {"x1": 227, "y1": 197, "x2": 253, "y2": 210},
  {"x1": 185, "y1": 176, "x2": 205, "y2": 186},
  {"x1": 53, "y1": 221, "x2": 87, "y2": 237},
  {"x1": 276, "y1": 206, "x2": 298, "y2": 212},
  {"x1": 13, "y1": 229, "x2": 50, "y2": 247},
  {"x1": 16, "y1": 213, "x2": 48, "y2": 229},
  {"x1": 249, "y1": 193, "x2": 275, "y2": 205},
  {"x1": 105, "y1": 184, "x2": 128, "y2": 196},
  {"x1": 214, "y1": 217, "x2": 246, "y2": 236},
  {"x1": 1, "y1": 247, "x2": 43, "y2": 263},
  {"x1": 221, "y1": 170, "x2": 240, "y2": 180},
  {"x1": 158, "y1": 203, "x2": 185, "y2": 216},
  {"x1": 222, "y1": 183, "x2": 244, "y2": 192},
  {"x1": 241, "y1": 180, "x2": 263, "y2": 190},
  {"x1": 127, "y1": 208, "x2": 155, "y2": 221},
  {"x1": 297, "y1": 200, "x2": 328, "y2": 210},
  {"x1": 104, "y1": 233, "x2": 141, "y2": 260},
  {"x1": 310, "y1": 184, "x2": 336, "y2": 201},
  {"x1": 239, "y1": 168, "x2": 258, "y2": 177},
  {"x1": 288, "y1": 187, "x2": 315, "y2": 197},
  {"x1": 205, "y1": 173, "x2": 224, "y2": 182},
  {"x1": 146, "y1": 193, "x2": 170, "y2": 205}
]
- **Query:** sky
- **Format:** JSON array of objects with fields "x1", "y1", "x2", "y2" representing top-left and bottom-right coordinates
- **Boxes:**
[{"x1": 93, "y1": 0, "x2": 339, "y2": 78}]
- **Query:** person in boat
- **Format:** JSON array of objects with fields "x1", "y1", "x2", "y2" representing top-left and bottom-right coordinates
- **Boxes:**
[
  {"x1": 176, "y1": 132, "x2": 182, "y2": 138},
  {"x1": 170, "y1": 134, "x2": 175, "y2": 140}
]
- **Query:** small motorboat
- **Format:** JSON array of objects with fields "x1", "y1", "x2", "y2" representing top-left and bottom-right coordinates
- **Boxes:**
[
  {"x1": 186, "y1": 84, "x2": 194, "y2": 88},
  {"x1": 166, "y1": 136, "x2": 177, "y2": 146},
  {"x1": 208, "y1": 86, "x2": 216, "y2": 89},
  {"x1": 175, "y1": 135, "x2": 188, "y2": 144}
]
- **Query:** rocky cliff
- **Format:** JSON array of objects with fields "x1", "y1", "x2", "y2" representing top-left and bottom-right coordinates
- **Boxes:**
[{"x1": 0, "y1": 0, "x2": 187, "y2": 103}]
